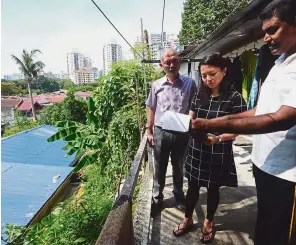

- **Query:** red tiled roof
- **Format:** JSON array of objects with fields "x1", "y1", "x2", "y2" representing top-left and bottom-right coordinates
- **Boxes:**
[
  {"x1": 17, "y1": 101, "x2": 43, "y2": 111},
  {"x1": 33, "y1": 95, "x2": 65, "y2": 104},
  {"x1": 1, "y1": 99, "x2": 22, "y2": 108},
  {"x1": 74, "y1": 91, "x2": 92, "y2": 97}
]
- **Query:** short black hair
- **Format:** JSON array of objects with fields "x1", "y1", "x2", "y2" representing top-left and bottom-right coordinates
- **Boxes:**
[{"x1": 260, "y1": 0, "x2": 296, "y2": 25}]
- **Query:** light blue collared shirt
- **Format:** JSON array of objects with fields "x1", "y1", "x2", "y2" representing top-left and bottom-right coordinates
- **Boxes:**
[{"x1": 146, "y1": 74, "x2": 196, "y2": 127}]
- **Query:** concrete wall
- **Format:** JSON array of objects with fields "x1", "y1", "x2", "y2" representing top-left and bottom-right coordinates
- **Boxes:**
[{"x1": 95, "y1": 200, "x2": 133, "y2": 245}]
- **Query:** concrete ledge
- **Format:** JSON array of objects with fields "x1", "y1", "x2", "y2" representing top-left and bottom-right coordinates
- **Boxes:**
[
  {"x1": 95, "y1": 201, "x2": 133, "y2": 245},
  {"x1": 133, "y1": 145, "x2": 154, "y2": 245}
]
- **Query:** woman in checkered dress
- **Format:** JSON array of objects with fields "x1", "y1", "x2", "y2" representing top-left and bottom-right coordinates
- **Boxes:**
[{"x1": 173, "y1": 54, "x2": 247, "y2": 242}]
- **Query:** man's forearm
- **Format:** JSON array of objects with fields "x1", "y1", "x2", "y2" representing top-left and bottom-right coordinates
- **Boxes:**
[
  {"x1": 213, "y1": 108, "x2": 256, "y2": 121},
  {"x1": 147, "y1": 107, "x2": 155, "y2": 133},
  {"x1": 203, "y1": 113, "x2": 295, "y2": 134},
  {"x1": 229, "y1": 108, "x2": 256, "y2": 119}
]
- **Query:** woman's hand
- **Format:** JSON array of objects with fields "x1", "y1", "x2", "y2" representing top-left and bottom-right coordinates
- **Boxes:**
[{"x1": 204, "y1": 135, "x2": 219, "y2": 145}]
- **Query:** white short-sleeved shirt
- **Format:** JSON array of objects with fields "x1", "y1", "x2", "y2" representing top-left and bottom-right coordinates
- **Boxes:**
[{"x1": 252, "y1": 53, "x2": 296, "y2": 183}]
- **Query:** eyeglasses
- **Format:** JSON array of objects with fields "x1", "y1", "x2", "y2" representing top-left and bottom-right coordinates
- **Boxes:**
[
  {"x1": 163, "y1": 58, "x2": 179, "y2": 66},
  {"x1": 264, "y1": 26, "x2": 279, "y2": 36}
]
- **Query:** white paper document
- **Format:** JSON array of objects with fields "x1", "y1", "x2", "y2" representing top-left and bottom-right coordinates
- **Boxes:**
[{"x1": 162, "y1": 111, "x2": 191, "y2": 133}]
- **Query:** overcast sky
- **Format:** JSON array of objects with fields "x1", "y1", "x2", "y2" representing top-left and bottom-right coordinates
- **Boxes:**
[{"x1": 1, "y1": 0, "x2": 185, "y2": 76}]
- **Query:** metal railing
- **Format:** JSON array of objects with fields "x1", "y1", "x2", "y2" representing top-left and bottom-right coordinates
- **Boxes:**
[{"x1": 95, "y1": 131, "x2": 151, "y2": 245}]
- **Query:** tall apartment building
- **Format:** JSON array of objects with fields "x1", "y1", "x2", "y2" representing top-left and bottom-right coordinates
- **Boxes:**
[
  {"x1": 103, "y1": 44, "x2": 122, "y2": 75},
  {"x1": 83, "y1": 57, "x2": 92, "y2": 72},
  {"x1": 149, "y1": 32, "x2": 166, "y2": 44},
  {"x1": 148, "y1": 33, "x2": 180, "y2": 61},
  {"x1": 73, "y1": 69, "x2": 95, "y2": 85},
  {"x1": 67, "y1": 52, "x2": 93, "y2": 82}
]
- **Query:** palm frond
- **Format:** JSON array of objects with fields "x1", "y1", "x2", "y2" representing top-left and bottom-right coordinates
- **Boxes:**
[
  {"x1": 30, "y1": 49, "x2": 42, "y2": 58},
  {"x1": 12, "y1": 49, "x2": 44, "y2": 81},
  {"x1": 11, "y1": 55, "x2": 25, "y2": 69},
  {"x1": 34, "y1": 61, "x2": 45, "y2": 69},
  {"x1": 11, "y1": 55, "x2": 30, "y2": 78}
]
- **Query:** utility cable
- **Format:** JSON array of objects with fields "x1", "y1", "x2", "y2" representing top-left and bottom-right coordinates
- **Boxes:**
[
  {"x1": 160, "y1": 0, "x2": 166, "y2": 54},
  {"x1": 90, "y1": 0, "x2": 143, "y2": 59}
]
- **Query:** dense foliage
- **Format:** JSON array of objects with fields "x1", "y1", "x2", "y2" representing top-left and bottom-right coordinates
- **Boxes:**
[
  {"x1": 179, "y1": 0, "x2": 247, "y2": 44},
  {"x1": 33, "y1": 76, "x2": 60, "y2": 93},
  {"x1": 68, "y1": 84, "x2": 97, "y2": 93},
  {"x1": 39, "y1": 92, "x2": 88, "y2": 125},
  {"x1": 47, "y1": 61, "x2": 162, "y2": 174},
  {"x1": 1, "y1": 82, "x2": 27, "y2": 96},
  {"x1": 2, "y1": 111, "x2": 38, "y2": 138},
  {"x1": 57, "y1": 79, "x2": 74, "y2": 89}
]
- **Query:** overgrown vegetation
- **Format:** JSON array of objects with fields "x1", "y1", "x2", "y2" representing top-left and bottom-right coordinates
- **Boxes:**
[
  {"x1": 2, "y1": 61, "x2": 162, "y2": 244},
  {"x1": 2, "y1": 111, "x2": 38, "y2": 138},
  {"x1": 68, "y1": 84, "x2": 97, "y2": 93}
]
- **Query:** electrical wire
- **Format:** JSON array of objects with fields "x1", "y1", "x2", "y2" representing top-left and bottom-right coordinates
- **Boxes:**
[
  {"x1": 160, "y1": 0, "x2": 166, "y2": 53},
  {"x1": 90, "y1": 0, "x2": 143, "y2": 59}
]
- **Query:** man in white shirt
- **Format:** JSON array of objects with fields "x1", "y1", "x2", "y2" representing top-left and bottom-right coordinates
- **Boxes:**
[{"x1": 191, "y1": 0, "x2": 296, "y2": 244}]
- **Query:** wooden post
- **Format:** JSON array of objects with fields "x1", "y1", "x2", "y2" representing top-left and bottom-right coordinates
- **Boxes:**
[{"x1": 289, "y1": 186, "x2": 296, "y2": 245}]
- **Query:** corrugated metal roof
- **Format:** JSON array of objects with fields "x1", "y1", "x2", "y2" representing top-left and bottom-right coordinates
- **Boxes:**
[{"x1": 1, "y1": 125, "x2": 76, "y2": 231}]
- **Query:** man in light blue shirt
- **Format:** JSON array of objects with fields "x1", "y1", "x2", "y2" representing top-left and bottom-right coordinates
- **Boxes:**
[{"x1": 146, "y1": 49, "x2": 196, "y2": 217}]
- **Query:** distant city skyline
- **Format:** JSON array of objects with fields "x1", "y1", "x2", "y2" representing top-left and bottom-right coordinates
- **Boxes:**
[{"x1": 1, "y1": 0, "x2": 184, "y2": 76}]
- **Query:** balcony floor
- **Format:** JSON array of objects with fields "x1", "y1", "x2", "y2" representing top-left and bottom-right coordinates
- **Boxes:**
[{"x1": 148, "y1": 143, "x2": 256, "y2": 245}]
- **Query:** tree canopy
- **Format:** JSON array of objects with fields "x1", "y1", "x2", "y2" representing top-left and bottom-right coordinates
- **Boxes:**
[
  {"x1": 179, "y1": 0, "x2": 247, "y2": 45},
  {"x1": 1, "y1": 82, "x2": 26, "y2": 96},
  {"x1": 38, "y1": 92, "x2": 88, "y2": 125},
  {"x1": 33, "y1": 76, "x2": 60, "y2": 93}
]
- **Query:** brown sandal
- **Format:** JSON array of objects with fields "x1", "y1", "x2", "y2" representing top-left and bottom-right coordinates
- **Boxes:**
[
  {"x1": 173, "y1": 223, "x2": 193, "y2": 237},
  {"x1": 200, "y1": 228, "x2": 215, "y2": 243}
]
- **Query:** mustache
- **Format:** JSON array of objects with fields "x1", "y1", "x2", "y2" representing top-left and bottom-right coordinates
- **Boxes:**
[{"x1": 267, "y1": 41, "x2": 280, "y2": 49}]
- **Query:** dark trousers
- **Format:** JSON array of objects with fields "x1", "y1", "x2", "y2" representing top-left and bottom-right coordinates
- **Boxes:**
[
  {"x1": 185, "y1": 180, "x2": 220, "y2": 222},
  {"x1": 253, "y1": 164, "x2": 295, "y2": 245},
  {"x1": 152, "y1": 126, "x2": 189, "y2": 204}
]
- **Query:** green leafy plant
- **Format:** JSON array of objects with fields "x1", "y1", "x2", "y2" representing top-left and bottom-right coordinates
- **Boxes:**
[{"x1": 47, "y1": 97, "x2": 105, "y2": 173}]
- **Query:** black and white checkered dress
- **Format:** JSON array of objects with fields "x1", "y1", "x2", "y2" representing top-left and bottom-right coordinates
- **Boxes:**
[{"x1": 185, "y1": 90, "x2": 247, "y2": 187}]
